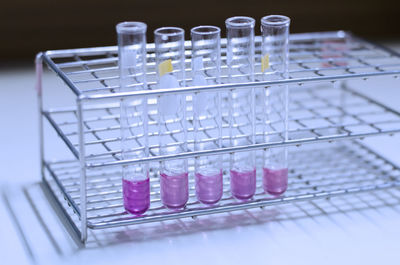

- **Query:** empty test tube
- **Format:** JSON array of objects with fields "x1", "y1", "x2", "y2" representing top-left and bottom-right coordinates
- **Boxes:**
[
  {"x1": 191, "y1": 25, "x2": 223, "y2": 204},
  {"x1": 154, "y1": 27, "x2": 189, "y2": 209},
  {"x1": 225, "y1": 16, "x2": 256, "y2": 200},
  {"x1": 117, "y1": 22, "x2": 150, "y2": 215},
  {"x1": 260, "y1": 15, "x2": 290, "y2": 196}
]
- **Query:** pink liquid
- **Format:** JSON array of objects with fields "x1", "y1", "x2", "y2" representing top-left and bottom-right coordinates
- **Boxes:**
[
  {"x1": 230, "y1": 168, "x2": 256, "y2": 200},
  {"x1": 195, "y1": 170, "x2": 223, "y2": 205},
  {"x1": 262, "y1": 167, "x2": 288, "y2": 196},
  {"x1": 122, "y1": 178, "x2": 150, "y2": 215},
  {"x1": 160, "y1": 172, "x2": 189, "y2": 209}
]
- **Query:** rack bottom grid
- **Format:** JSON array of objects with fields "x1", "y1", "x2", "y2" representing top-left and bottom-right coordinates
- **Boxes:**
[{"x1": 43, "y1": 140, "x2": 400, "y2": 235}]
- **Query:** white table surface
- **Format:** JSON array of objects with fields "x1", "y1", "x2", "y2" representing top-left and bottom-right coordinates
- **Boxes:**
[{"x1": 1, "y1": 43, "x2": 400, "y2": 265}]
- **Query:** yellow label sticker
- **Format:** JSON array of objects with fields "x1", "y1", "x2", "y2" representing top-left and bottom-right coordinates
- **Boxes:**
[
  {"x1": 158, "y1": 59, "x2": 173, "y2": 77},
  {"x1": 261, "y1": 54, "x2": 269, "y2": 72}
]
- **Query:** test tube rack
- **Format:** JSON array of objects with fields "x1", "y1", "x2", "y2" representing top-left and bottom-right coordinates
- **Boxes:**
[{"x1": 37, "y1": 31, "x2": 400, "y2": 244}]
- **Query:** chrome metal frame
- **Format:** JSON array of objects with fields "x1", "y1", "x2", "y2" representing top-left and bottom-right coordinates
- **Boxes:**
[{"x1": 36, "y1": 31, "x2": 400, "y2": 244}]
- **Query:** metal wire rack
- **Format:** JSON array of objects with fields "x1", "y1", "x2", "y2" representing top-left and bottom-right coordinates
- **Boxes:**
[{"x1": 37, "y1": 31, "x2": 400, "y2": 244}]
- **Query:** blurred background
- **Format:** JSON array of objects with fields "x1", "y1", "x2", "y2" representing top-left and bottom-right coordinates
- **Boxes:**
[{"x1": 1, "y1": 0, "x2": 399, "y2": 62}]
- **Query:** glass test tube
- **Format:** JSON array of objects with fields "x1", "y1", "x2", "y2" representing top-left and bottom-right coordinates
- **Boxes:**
[
  {"x1": 260, "y1": 15, "x2": 290, "y2": 196},
  {"x1": 191, "y1": 26, "x2": 223, "y2": 205},
  {"x1": 117, "y1": 22, "x2": 150, "y2": 215},
  {"x1": 154, "y1": 27, "x2": 188, "y2": 209},
  {"x1": 225, "y1": 16, "x2": 256, "y2": 200}
]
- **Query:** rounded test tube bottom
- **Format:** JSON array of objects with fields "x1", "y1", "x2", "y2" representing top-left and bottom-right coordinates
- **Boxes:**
[
  {"x1": 160, "y1": 172, "x2": 189, "y2": 209},
  {"x1": 123, "y1": 178, "x2": 150, "y2": 215},
  {"x1": 262, "y1": 167, "x2": 288, "y2": 196},
  {"x1": 195, "y1": 170, "x2": 223, "y2": 205},
  {"x1": 230, "y1": 168, "x2": 256, "y2": 200}
]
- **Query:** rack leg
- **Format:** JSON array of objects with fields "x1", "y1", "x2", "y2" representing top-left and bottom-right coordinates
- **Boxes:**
[
  {"x1": 41, "y1": 177, "x2": 83, "y2": 247},
  {"x1": 35, "y1": 53, "x2": 45, "y2": 181},
  {"x1": 77, "y1": 98, "x2": 87, "y2": 244}
]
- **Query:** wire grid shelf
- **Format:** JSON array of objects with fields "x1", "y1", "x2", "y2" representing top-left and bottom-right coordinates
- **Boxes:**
[
  {"x1": 43, "y1": 141, "x2": 400, "y2": 230},
  {"x1": 42, "y1": 31, "x2": 400, "y2": 98},
  {"x1": 38, "y1": 30, "x2": 400, "y2": 243},
  {"x1": 43, "y1": 84, "x2": 400, "y2": 168}
]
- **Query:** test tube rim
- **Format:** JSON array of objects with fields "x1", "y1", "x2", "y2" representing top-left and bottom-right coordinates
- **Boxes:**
[
  {"x1": 225, "y1": 16, "x2": 256, "y2": 28},
  {"x1": 191, "y1": 25, "x2": 221, "y2": 36},
  {"x1": 261, "y1": 15, "x2": 290, "y2": 27},
  {"x1": 116, "y1": 21, "x2": 147, "y2": 34},
  {"x1": 154, "y1": 26, "x2": 185, "y2": 37}
]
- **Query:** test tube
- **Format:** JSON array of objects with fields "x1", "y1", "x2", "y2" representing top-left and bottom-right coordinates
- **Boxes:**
[
  {"x1": 191, "y1": 25, "x2": 223, "y2": 204},
  {"x1": 260, "y1": 15, "x2": 290, "y2": 196},
  {"x1": 225, "y1": 16, "x2": 256, "y2": 200},
  {"x1": 154, "y1": 27, "x2": 188, "y2": 209},
  {"x1": 117, "y1": 22, "x2": 150, "y2": 215}
]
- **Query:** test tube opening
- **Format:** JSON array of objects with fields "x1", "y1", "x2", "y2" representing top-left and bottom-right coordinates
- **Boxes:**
[
  {"x1": 225, "y1": 16, "x2": 256, "y2": 28},
  {"x1": 191, "y1": 25, "x2": 221, "y2": 35},
  {"x1": 116, "y1": 21, "x2": 147, "y2": 34},
  {"x1": 261, "y1": 15, "x2": 290, "y2": 27},
  {"x1": 154, "y1": 27, "x2": 184, "y2": 37}
]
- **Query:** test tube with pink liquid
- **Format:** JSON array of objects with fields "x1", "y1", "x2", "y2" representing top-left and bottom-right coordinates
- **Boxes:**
[
  {"x1": 117, "y1": 22, "x2": 150, "y2": 215},
  {"x1": 226, "y1": 16, "x2": 257, "y2": 200},
  {"x1": 155, "y1": 27, "x2": 189, "y2": 209},
  {"x1": 191, "y1": 25, "x2": 223, "y2": 205},
  {"x1": 260, "y1": 15, "x2": 290, "y2": 196}
]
